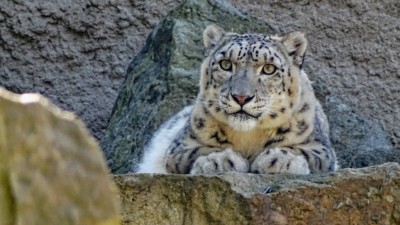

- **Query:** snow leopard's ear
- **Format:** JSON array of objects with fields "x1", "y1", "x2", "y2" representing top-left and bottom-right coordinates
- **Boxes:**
[
  {"x1": 281, "y1": 32, "x2": 307, "y2": 68},
  {"x1": 203, "y1": 24, "x2": 225, "y2": 50}
]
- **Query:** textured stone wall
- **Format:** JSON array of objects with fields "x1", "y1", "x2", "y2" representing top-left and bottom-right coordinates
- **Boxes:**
[{"x1": 0, "y1": 0, "x2": 182, "y2": 139}]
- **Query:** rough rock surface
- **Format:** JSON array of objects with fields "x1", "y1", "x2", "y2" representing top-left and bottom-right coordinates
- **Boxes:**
[
  {"x1": 0, "y1": 0, "x2": 182, "y2": 140},
  {"x1": 115, "y1": 163, "x2": 400, "y2": 225},
  {"x1": 0, "y1": 88, "x2": 120, "y2": 225},
  {"x1": 101, "y1": 0, "x2": 399, "y2": 173}
]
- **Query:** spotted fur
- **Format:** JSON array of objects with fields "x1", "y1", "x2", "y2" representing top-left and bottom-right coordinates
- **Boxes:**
[{"x1": 137, "y1": 25, "x2": 338, "y2": 175}]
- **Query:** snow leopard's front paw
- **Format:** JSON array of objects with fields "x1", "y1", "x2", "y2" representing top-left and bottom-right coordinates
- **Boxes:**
[
  {"x1": 251, "y1": 148, "x2": 310, "y2": 175},
  {"x1": 190, "y1": 149, "x2": 249, "y2": 174}
]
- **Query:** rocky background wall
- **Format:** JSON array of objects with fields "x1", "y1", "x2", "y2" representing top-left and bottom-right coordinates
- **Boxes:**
[{"x1": 0, "y1": 0, "x2": 182, "y2": 140}]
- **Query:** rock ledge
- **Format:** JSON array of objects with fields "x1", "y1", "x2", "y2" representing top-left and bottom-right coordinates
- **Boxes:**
[{"x1": 115, "y1": 163, "x2": 400, "y2": 225}]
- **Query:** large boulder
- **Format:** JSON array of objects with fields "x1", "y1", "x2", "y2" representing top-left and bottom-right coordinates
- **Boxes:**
[
  {"x1": 0, "y1": 88, "x2": 120, "y2": 225},
  {"x1": 101, "y1": 0, "x2": 399, "y2": 173},
  {"x1": 115, "y1": 163, "x2": 400, "y2": 225}
]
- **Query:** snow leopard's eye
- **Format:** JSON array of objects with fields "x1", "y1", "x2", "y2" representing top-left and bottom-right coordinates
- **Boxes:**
[
  {"x1": 219, "y1": 59, "x2": 232, "y2": 71},
  {"x1": 262, "y1": 64, "x2": 277, "y2": 75}
]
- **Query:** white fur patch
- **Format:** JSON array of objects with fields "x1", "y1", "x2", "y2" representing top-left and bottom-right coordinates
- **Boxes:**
[
  {"x1": 227, "y1": 116, "x2": 258, "y2": 132},
  {"x1": 136, "y1": 106, "x2": 192, "y2": 173}
]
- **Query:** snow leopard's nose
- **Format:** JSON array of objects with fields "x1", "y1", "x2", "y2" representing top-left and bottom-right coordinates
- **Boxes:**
[{"x1": 231, "y1": 94, "x2": 254, "y2": 106}]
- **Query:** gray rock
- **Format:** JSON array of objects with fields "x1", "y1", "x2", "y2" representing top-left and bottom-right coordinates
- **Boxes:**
[
  {"x1": 101, "y1": 0, "x2": 398, "y2": 173},
  {"x1": 311, "y1": 71, "x2": 399, "y2": 168},
  {"x1": 0, "y1": 88, "x2": 120, "y2": 225},
  {"x1": 324, "y1": 96, "x2": 398, "y2": 168}
]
